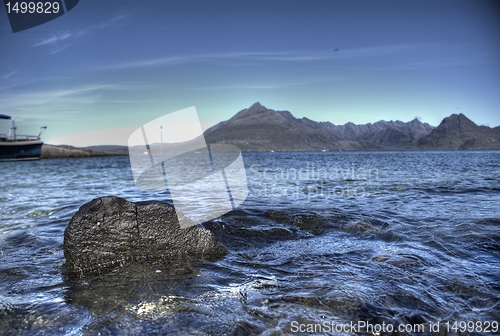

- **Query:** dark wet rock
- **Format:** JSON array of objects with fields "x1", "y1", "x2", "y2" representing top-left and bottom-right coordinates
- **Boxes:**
[
  {"x1": 261, "y1": 210, "x2": 330, "y2": 235},
  {"x1": 340, "y1": 219, "x2": 380, "y2": 235},
  {"x1": 290, "y1": 213, "x2": 327, "y2": 235},
  {"x1": 63, "y1": 196, "x2": 228, "y2": 277},
  {"x1": 263, "y1": 210, "x2": 292, "y2": 223}
]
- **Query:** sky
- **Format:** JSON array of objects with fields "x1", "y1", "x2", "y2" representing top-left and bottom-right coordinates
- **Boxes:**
[{"x1": 0, "y1": 0, "x2": 499, "y2": 146}]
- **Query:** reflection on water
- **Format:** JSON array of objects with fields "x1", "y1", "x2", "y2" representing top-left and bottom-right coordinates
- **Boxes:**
[{"x1": 0, "y1": 152, "x2": 499, "y2": 335}]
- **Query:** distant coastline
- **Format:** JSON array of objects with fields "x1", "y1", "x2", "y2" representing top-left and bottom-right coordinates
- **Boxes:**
[
  {"x1": 204, "y1": 103, "x2": 500, "y2": 151},
  {"x1": 41, "y1": 144, "x2": 127, "y2": 158},
  {"x1": 43, "y1": 102, "x2": 500, "y2": 158},
  {"x1": 40, "y1": 144, "x2": 500, "y2": 159}
]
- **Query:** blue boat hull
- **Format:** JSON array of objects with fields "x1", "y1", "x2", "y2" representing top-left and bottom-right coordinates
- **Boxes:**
[{"x1": 0, "y1": 141, "x2": 43, "y2": 161}]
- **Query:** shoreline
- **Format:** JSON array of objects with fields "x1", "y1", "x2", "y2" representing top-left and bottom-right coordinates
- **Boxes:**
[
  {"x1": 40, "y1": 144, "x2": 500, "y2": 159},
  {"x1": 41, "y1": 144, "x2": 127, "y2": 159}
]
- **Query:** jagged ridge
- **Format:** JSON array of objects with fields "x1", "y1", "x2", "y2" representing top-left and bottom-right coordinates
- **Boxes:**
[
  {"x1": 205, "y1": 103, "x2": 449, "y2": 151},
  {"x1": 416, "y1": 113, "x2": 500, "y2": 150}
]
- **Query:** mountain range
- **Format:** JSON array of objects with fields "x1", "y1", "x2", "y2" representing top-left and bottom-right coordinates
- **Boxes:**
[{"x1": 204, "y1": 102, "x2": 500, "y2": 151}]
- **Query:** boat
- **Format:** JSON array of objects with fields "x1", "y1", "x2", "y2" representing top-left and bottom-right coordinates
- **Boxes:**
[{"x1": 0, "y1": 114, "x2": 47, "y2": 161}]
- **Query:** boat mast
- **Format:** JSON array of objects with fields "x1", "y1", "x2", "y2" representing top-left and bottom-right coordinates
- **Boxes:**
[
  {"x1": 10, "y1": 118, "x2": 16, "y2": 140},
  {"x1": 37, "y1": 126, "x2": 47, "y2": 139}
]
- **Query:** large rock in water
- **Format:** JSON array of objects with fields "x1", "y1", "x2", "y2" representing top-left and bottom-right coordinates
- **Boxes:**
[{"x1": 63, "y1": 196, "x2": 228, "y2": 276}]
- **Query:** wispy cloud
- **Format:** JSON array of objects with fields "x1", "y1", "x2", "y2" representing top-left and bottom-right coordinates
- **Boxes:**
[
  {"x1": 0, "y1": 83, "x2": 138, "y2": 121},
  {"x1": 105, "y1": 51, "x2": 292, "y2": 69},
  {"x1": 32, "y1": 12, "x2": 130, "y2": 54},
  {"x1": 2, "y1": 71, "x2": 18, "y2": 79},
  {"x1": 362, "y1": 48, "x2": 500, "y2": 72},
  {"x1": 0, "y1": 75, "x2": 73, "y2": 93},
  {"x1": 32, "y1": 31, "x2": 79, "y2": 54},
  {"x1": 188, "y1": 76, "x2": 356, "y2": 92},
  {"x1": 189, "y1": 82, "x2": 309, "y2": 91},
  {"x1": 105, "y1": 44, "x2": 432, "y2": 70},
  {"x1": 334, "y1": 43, "x2": 430, "y2": 58},
  {"x1": 252, "y1": 44, "x2": 434, "y2": 62},
  {"x1": 404, "y1": 51, "x2": 500, "y2": 69},
  {"x1": 33, "y1": 32, "x2": 76, "y2": 47}
]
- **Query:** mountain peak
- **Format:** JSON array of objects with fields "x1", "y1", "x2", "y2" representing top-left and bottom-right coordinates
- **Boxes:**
[
  {"x1": 244, "y1": 102, "x2": 269, "y2": 114},
  {"x1": 457, "y1": 113, "x2": 475, "y2": 123},
  {"x1": 233, "y1": 102, "x2": 267, "y2": 114},
  {"x1": 205, "y1": 104, "x2": 500, "y2": 151},
  {"x1": 440, "y1": 113, "x2": 476, "y2": 128},
  {"x1": 446, "y1": 113, "x2": 471, "y2": 120},
  {"x1": 249, "y1": 102, "x2": 263, "y2": 109},
  {"x1": 417, "y1": 112, "x2": 500, "y2": 149},
  {"x1": 229, "y1": 102, "x2": 271, "y2": 122}
]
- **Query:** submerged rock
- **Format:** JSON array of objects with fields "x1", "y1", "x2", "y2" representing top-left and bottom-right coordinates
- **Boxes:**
[{"x1": 63, "y1": 196, "x2": 228, "y2": 277}]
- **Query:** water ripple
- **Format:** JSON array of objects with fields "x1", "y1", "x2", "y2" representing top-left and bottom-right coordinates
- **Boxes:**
[{"x1": 1, "y1": 152, "x2": 499, "y2": 334}]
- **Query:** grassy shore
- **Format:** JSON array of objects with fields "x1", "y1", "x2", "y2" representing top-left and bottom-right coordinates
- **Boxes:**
[{"x1": 41, "y1": 144, "x2": 128, "y2": 158}]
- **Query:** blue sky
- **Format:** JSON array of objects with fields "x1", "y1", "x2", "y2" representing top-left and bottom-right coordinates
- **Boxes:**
[{"x1": 1, "y1": 0, "x2": 499, "y2": 146}]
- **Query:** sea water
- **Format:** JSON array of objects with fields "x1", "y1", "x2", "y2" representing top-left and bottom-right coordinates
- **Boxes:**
[{"x1": 0, "y1": 151, "x2": 499, "y2": 335}]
